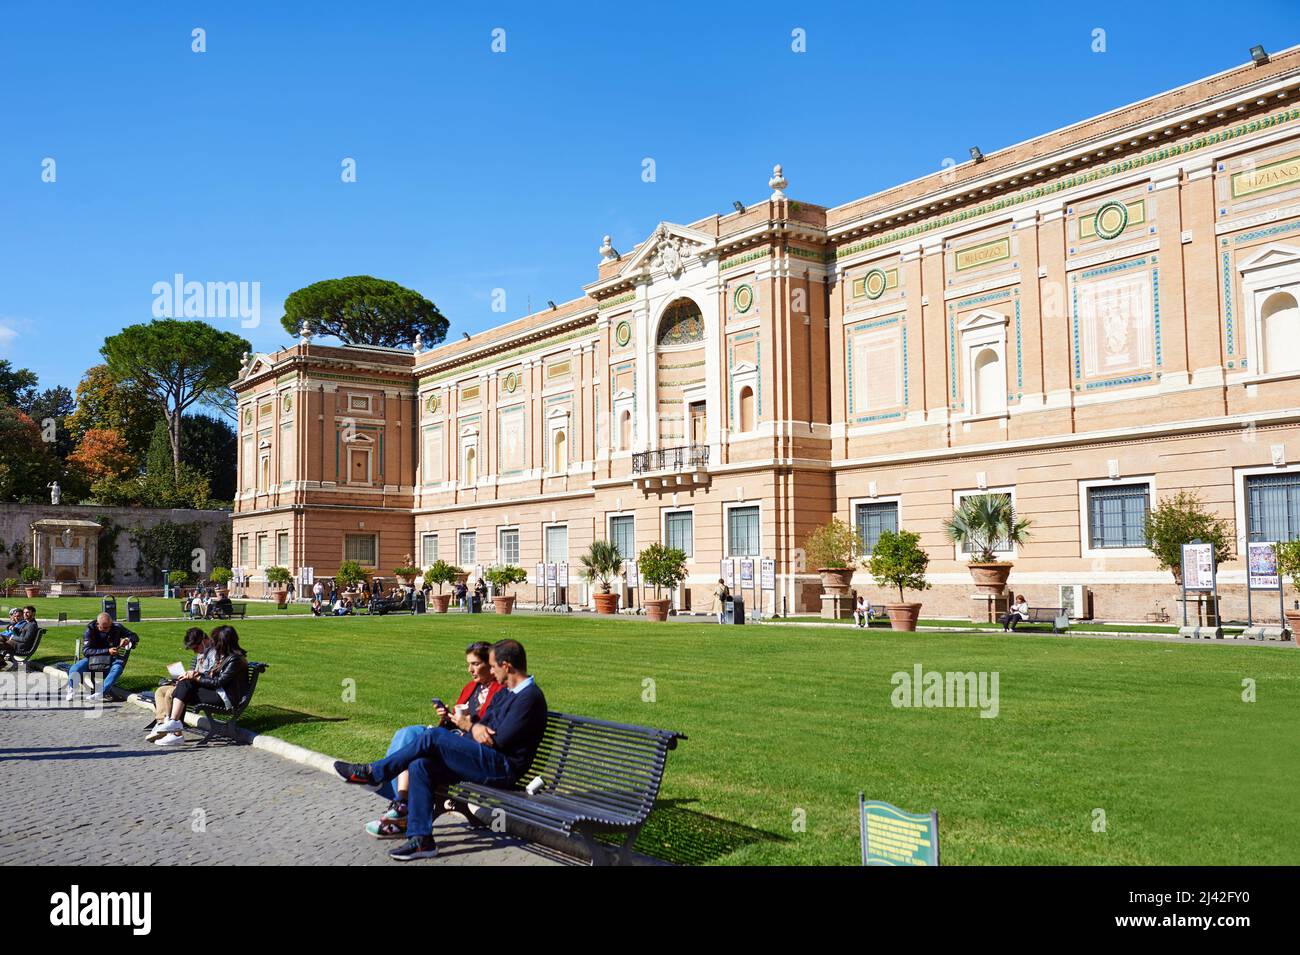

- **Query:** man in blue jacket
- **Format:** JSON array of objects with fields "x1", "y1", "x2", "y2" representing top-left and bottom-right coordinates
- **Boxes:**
[
  {"x1": 64, "y1": 613, "x2": 138, "y2": 702},
  {"x1": 335, "y1": 638, "x2": 547, "y2": 860}
]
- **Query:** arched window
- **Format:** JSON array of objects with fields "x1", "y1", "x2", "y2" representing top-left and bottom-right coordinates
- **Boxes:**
[
  {"x1": 259, "y1": 455, "x2": 270, "y2": 491},
  {"x1": 974, "y1": 348, "x2": 1006, "y2": 415},
  {"x1": 553, "y1": 430, "x2": 567, "y2": 473},
  {"x1": 656, "y1": 299, "x2": 704, "y2": 346},
  {"x1": 619, "y1": 410, "x2": 631, "y2": 449},
  {"x1": 738, "y1": 386, "x2": 755, "y2": 432},
  {"x1": 464, "y1": 447, "x2": 477, "y2": 485},
  {"x1": 1261, "y1": 291, "x2": 1300, "y2": 374}
]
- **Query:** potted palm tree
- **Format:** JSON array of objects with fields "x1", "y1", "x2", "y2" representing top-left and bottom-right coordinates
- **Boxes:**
[
  {"x1": 264, "y1": 566, "x2": 292, "y2": 606},
  {"x1": 1273, "y1": 539, "x2": 1300, "y2": 640},
  {"x1": 485, "y1": 565, "x2": 528, "y2": 614},
  {"x1": 423, "y1": 560, "x2": 460, "y2": 613},
  {"x1": 803, "y1": 519, "x2": 862, "y2": 596},
  {"x1": 580, "y1": 540, "x2": 623, "y2": 614},
  {"x1": 867, "y1": 529, "x2": 931, "y2": 631},
  {"x1": 20, "y1": 566, "x2": 42, "y2": 598},
  {"x1": 638, "y1": 543, "x2": 687, "y2": 622},
  {"x1": 944, "y1": 494, "x2": 1031, "y2": 594}
]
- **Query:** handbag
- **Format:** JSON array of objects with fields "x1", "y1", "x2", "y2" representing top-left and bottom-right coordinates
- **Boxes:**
[{"x1": 84, "y1": 649, "x2": 113, "y2": 672}]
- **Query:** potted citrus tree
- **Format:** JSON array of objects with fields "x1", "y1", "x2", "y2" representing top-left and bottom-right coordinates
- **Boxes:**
[
  {"x1": 423, "y1": 560, "x2": 460, "y2": 613},
  {"x1": 264, "y1": 566, "x2": 291, "y2": 606},
  {"x1": 393, "y1": 555, "x2": 421, "y2": 587},
  {"x1": 336, "y1": 559, "x2": 367, "y2": 594},
  {"x1": 868, "y1": 529, "x2": 931, "y2": 631},
  {"x1": 2, "y1": 578, "x2": 16, "y2": 598},
  {"x1": 638, "y1": 543, "x2": 687, "y2": 622},
  {"x1": 803, "y1": 519, "x2": 862, "y2": 599},
  {"x1": 167, "y1": 569, "x2": 191, "y2": 599},
  {"x1": 1144, "y1": 490, "x2": 1234, "y2": 586},
  {"x1": 944, "y1": 494, "x2": 1031, "y2": 594},
  {"x1": 1273, "y1": 538, "x2": 1300, "y2": 640},
  {"x1": 485, "y1": 565, "x2": 528, "y2": 614},
  {"x1": 580, "y1": 540, "x2": 623, "y2": 614},
  {"x1": 210, "y1": 567, "x2": 233, "y2": 591},
  {"x1": 21, "y1": 566, "x2": 42, "y2": 598}
]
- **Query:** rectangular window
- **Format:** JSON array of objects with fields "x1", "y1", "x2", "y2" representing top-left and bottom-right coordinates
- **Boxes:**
[
  {"x1": 237, "y1": 535, "x2": 249, "y2": 568},
  {"x1": 957, "y1": 491, "x2": 1013, "y2": 554},
  {"x1": 1246, "y1": 472, "x2": 1300, "y2": 541},
  {"x1": 855, "y1": 501, "x2": 899, "y2": 556},
  {"x1": 499, "y1": 528, "x2": 520, "y2": 565},
  {"x1": 275, "y1": 531, "x2": 289, "y2": 566},
  {"x1": 545, "y1": 525, "x2": 568, "y2": 563},
  {"x1": 665, "y1": 511, "x2": 694, "y2": 557},
  {"x1": 421, "y1": 533, "x2": 438, "y2": 567},
  {"x1": 256, "y1": 535, "x2": 269, "y2": 568},
  {"x1": 727, "y1": 506, "x2": 760, "y2": 557},
  {"x1": 1087, "y1": 483, "x2": 1150, "y2": 549},
  {"x1": 458, "y1": 532, "x2": 476, "y2": 568},
  {"x1": 609, "y1": 515, "x2": 634, "y2": 563},
  {"x1": 344, "y1": 534, "x2": 377, "y2": 565}
]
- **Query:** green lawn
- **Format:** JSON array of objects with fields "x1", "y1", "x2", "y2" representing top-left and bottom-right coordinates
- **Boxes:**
[
  {"x1": 9, "y1": 596, "x2": 312, "y2": 620},
  {"x1": 772, "y1": 615, "x2": 1244, "y2": 635},
  {"x1": 29, "y1": 614, "x2": 1300, "y2": 866}
]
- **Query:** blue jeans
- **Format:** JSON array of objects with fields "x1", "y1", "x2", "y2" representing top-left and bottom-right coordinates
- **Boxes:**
[
  {"x1": 65, "y1": 658, "x2": 125, "y2": 695},
  {"x1": 369, "y1": 726, "x2": 515, "y2": 837},
  {"x1": 376, "y1": 724, "x2": 427, "y2": 801}
]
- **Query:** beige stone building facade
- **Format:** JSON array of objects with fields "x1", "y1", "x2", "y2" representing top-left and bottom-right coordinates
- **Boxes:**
[{"x1": 233, "y1": 48, "x2": 1300, "y2": 621}]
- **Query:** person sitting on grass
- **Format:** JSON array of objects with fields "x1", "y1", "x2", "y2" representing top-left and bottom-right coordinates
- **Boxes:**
[
  {"x1": 145, "y1": 627, "x2": 215, "y2": 741},
  {"x1": 152, "y1": 624, "x2": 249, "y2": 747},
  {"x1": 65, "y1": 613, "x2": 138, "y2": 703},
  {"x1": 310, "y1": 595, "x2": 325, "y2": 616},
  {"x1": 332, "y1": 594, "x2": 353, "y2": 616},
  {"x1": 364, "y1": 641, "x2": 505, "y2": 839},
  {"x1": 335, "y1": 638, "x2": 547, "y2": 861},
  {"x1": 0, "y1": 606, "x2": 40, "y2": 668}
]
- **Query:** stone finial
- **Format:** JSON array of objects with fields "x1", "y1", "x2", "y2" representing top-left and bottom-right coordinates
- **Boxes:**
[
  {"x1": 241, "y1": 350, "x2": 250, "y2": 366},
  {"x1": 299, "y1": 322, "x2": 312, "y2": 344},
  {"x1": 599, "y1": 234, "x2": 616, "y2": 262},
  {"x1": 769, "y1": 163, "x2": 788, "y2": 199},
  {"x1": 413, "y1": 333, "x2": 424, "y2": 354}
]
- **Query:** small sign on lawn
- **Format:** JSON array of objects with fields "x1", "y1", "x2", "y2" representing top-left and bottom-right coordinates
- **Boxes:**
[{"x1": 859, "y1": 795, "x2": 940, "y2": 866}]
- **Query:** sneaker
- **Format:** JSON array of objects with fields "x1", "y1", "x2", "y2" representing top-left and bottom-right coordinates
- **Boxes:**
[
  {"x1": 382, "y1": 799, "x2": 408, "y2": 821},
  {"x1": 145, "y1": 727, "x2": 169, "y2": 742},
  {"x1": 155, "y1": 719, "x2": 184, "y2": 734},
  {"x1": 65, "y1": 686, "x2": 76, "y2": 702},
  {"x1": 333, "y1": 761, "x2": 379, "y2": 787},
  {"x1": 86, "y1": 691, "x2": 104, "y2": 702},
  {"x1": 387, "y1": 836, "x2": 437, "y2": 861},
  {"x1": 154, "y1": 733, "x2": 185, "y2": 746},
  {"x1": 365, "y1": 817, "x2": 407, "y2": 839}
]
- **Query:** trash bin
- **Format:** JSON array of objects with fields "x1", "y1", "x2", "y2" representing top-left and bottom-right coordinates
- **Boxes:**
[
  {"x1": 101, "y1": 596, "x2": 117, "y2": 622},
  {"x1": 470, "y1": 594, "x2": 483, "y2": 614},
  {"x1": 414, "y1": 591, "x2": 426, "y2": 614},
  {"x1": 126, "y1": 597, "x2": 141, "y2": 623},
  {"x1": 725, "y1": 597, "x2": 745, "y2": 625}
]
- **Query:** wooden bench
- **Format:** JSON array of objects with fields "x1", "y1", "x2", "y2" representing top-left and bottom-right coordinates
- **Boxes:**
[
  {"x1": 140, "y1": 661, "x2": 268, "y2": 745},
  {"x1": 1017, "y1": 607, "x2": 1069, "y2": 633},
  {"x1": 447, "y1": 712, "x2": 686, "y2": 865}
]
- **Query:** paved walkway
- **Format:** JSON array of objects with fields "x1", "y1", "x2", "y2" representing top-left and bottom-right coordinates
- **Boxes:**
[{"x1": 0, "y1": 671, "x2": 569, "y2": 866}]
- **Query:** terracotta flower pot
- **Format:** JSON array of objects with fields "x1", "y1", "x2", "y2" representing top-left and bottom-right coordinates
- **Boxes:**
[
  {"x1": 593, "y1": 592, "x2": 620, "y2": 615},
  {"x1": 429, "y1": 594, "x2": 451, "y2": 614},
  {"x1": 967, "y1": 562, "x2": 1012, "y2": 595},
  {"x1": 493, "y1": 595, "x2": 516, "y2": 615},
  {"x1": 453, "y1": 572, "x2": 470, "y2": 586},
  {"x1": 1285, "y1": 609, "x2": 1300, "y2": 642},
  {"x1": 644, "y1": 598, "x2": 671, "y2": 622},
  {"x1": 817, "y1": 567, "x2": 856, "y2": 596},
  {"x1": 884, "y1": 603, "x2": 922, "y2": 632},
  {"x1": 24, "y1": 586, "x2": 40, "y2": 598},
  {"x1": 272, "y1": 589, "x2": 288, "y2": 607}
]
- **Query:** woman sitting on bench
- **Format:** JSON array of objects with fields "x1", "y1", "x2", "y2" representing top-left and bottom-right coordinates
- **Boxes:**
[
  {"x1": 152, "y1": 625, "x2": 248, "y2": 747},
  {"x1": 364, "y1": 641, "x2": 504, "y2": 839},
  {"x1": 1000, "y1": 594, "x2": 1030, "y2": 632}
]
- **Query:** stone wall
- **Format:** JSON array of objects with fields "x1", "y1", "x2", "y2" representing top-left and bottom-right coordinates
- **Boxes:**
[{"x1": 0, "y1": 504, "x2": 231, "y2": 589}]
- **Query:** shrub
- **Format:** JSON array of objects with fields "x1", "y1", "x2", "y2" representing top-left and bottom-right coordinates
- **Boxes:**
[
  {"x1": 638, "y1": 543, "x2": 688, "y2": 598},
  {"x1": 579, "y1": 540, "x2": 623, "y2": 593},
  {"x1": 336, "y1": 560, "x2": 367, "y2": 589},
  {"x1": 484, "y1": 565, "x2": 528, "y2": 591},
  {"x1": 423, "y1": 559, "x2": 461, "y2": 594},
  {"x1": 20, "y1": 566, "x2": 42, "y2": 585},
  {"x1": 265, "y1": 566, "x2": 292, "y2": 587},
  {"x1": 943, "y1": 494, "x2": 1031, "y2": 563},
  {"x1": 868, "y1": 530, "x2": 931, "y2": 603},
  {"x1": 210, "y1": 567, "x2": 233, "y2": 587},
  {"x1": 1, "y1": 578, "x2": 16, "y2": 596},
  {"x1": 1143, "y1": 491, "x2": 1233, "y2": 582},
  {"x1": 167, "y1": 569, "x2": 191, "y2": 587},
  {"x1": 1274, "y1": 538, "x2": 1300, "y2": 590},
  {"x1": 804, "y1": 519, "x2": 862, "y2": 570},
  {"x1": 393, "y1": 554, "x2": 421, "y2": 579}
]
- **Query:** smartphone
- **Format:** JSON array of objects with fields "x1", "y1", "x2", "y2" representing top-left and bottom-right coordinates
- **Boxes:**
[{"x1": 431, "y1": 697, "x2": 445, "y2": 709}]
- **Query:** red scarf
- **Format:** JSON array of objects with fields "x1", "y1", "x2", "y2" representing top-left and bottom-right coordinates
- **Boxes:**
[{"x1": 454, "y1": 679, "x2": 504, "y2": 716}]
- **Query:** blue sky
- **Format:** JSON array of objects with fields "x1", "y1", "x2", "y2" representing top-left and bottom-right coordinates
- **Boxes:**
[{"x1": 2, "y1": 1, "x2": 1297, "y2": 393}]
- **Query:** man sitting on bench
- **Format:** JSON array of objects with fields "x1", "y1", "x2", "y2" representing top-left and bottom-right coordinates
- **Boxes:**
[
  {"x1": 333, "y1": 638, "x2": 547, "y2": 861},
  {"x1": 0, "y1": 606, "x2": 40, "y2": 667}
]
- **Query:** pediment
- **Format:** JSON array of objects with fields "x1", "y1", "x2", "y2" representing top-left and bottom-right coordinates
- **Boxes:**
[
  {"x1": 618, "y1": 222, "x2": 718, "y2": 279},
  {"x1": 732, "y1": 360, "x2": 758, "y2": 375},
  {"x1": 1238, "y1": 243, "x2": 1300, "y2": 273},
  {"x1": 238, "y1": 353, "x2": 275, "y2": 382},
  {"x1": 958, "y1": 309, "x2": 1009, "y2": 332}
]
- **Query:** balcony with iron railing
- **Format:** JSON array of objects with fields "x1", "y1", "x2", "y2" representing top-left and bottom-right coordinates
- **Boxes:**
[{"x1": 631, "y1": 444, "x2": 711, "y2": 490}]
